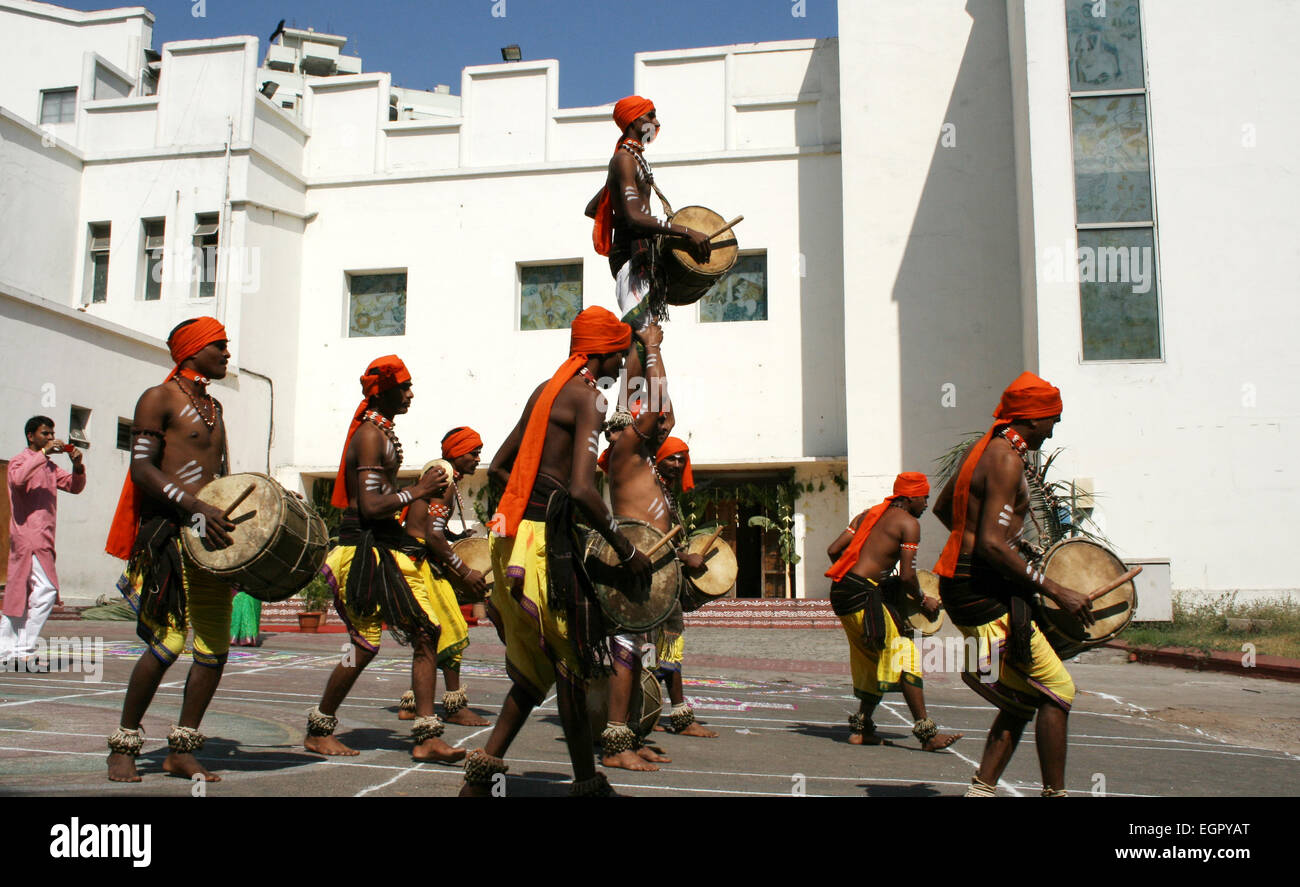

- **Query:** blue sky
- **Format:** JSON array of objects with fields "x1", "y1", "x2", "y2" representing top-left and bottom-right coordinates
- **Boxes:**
[{"x1": 59, "y1": 0, "x2": 837, "y2": 107}]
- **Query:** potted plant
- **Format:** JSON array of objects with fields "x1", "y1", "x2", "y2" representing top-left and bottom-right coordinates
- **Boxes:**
[{"x1": 297, "y1": 574, "x2": 332, "y2": 633}]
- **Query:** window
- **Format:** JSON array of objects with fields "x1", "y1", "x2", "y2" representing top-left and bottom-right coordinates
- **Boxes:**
[
  {"x1": 116, "y1": 418, "x2": 132, "y2": 451},
  {"x1": 348, "y1": 272, "x2": 408, "y2": 337},
  {"x1": 699, "y1": 253, "x2": 767, "y2": 323},
  {"x1": 87, "y1": 223, "x2": 111, "y2": 304},
  {"x1": 142, "y1": 219, "x2": 164, "y2": 301},
  {"x1": 519, "y1": 263, "x2": 582, "y2": 331},
  {"x1": 1066, "y1": 0, "x2": 1161, "y2": 360},
  {"x1": 68, "y1": 406, "x2": 91, "y2": 449},
  {"x1": 40, "y1": 88, "x2": 76, "y2": 124},
  {"x1": 193, "y1": 214, "x2": 219, "y2": 299}
]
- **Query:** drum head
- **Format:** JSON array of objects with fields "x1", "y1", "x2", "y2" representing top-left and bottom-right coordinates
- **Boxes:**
[
  {"x1": 1039, "y1": 538, "x2": 1137, "y2": 647},
  {"x1": 450, "y1": 536, "x2": 494, "y2": 603},
  {"x1": 900, "y1": 570, "x2": 946, "y2": 636},
  {"x1": 182, "y1": 473, "x2": 282, "y2": 571},
  {"x1": 667, "y1": 206, "x2": 738, "y2": 275},
  {"x1": 684, "y1": 532, "x2": 737, "y2": 600},
  {"x1": 584, "y1": 519, "x2": 681, "y2": 632}
]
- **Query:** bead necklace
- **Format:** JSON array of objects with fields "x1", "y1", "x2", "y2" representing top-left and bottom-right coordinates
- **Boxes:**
[
  {"x1": 363, "y1": 410, "x2": 403, "y2": 468},
  {"x1": 174, "y1": 377, "x2": 217, "y2": 431},
  {"x1": 1001, "y1": 425, "x2": 1068, "y2": 554}
]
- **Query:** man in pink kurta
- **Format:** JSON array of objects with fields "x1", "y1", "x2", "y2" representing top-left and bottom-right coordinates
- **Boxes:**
[{"x1": 3, "y1": 416, "x2": 86, "y2": 666}]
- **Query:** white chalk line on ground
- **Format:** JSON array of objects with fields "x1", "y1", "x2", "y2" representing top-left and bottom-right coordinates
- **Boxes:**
[{"x1": 876, "y1": 701, "x2": 1022, "y2": 797}]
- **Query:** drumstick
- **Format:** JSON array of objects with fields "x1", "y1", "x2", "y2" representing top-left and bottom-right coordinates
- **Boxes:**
[
  {"x1": 1087, "y1": 566, "x2": 1143, "y2": 602},
  {"x1": 644, "y1": 525, "x2": 684, "y2": 559},
  {"x1": 705, "y1": 215, "x2": 744, "y2": 240},
  {"x1": 697, "y1": 524, "x2": 725, "y2": 557},
  {"x1": 222, "y1": 483, "x2": 257, "y2": 520}
]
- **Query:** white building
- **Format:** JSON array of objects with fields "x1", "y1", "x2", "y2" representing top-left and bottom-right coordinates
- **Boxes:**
[{"x1": 0, "y1": 0, "x2": 1295, "y2": 607}]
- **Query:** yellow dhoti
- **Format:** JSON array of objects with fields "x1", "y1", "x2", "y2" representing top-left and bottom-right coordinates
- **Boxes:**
[
  {"x1": 116, "y1": 541, "x2": 233, "y2": 668},
  {"x1": 955, "y1": 614, "x2": 1075, "y2": 719},
  {"x1": 322, "y1": 544, "x2": 450, "y2": 654},
  {"x1": 838, "y1": 603, "x2": 923, "y2": 703},
  {"x1": 490, "y1": 521, "x2": 583, "y2": 704}
]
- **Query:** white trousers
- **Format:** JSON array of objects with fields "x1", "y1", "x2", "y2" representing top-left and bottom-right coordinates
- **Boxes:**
[
  {"x1": 0, "y1": 556, "x2": 59, "y2": 660},
  {"x1": 614, "y1": 261, "x2": 651, "y2": 322}
]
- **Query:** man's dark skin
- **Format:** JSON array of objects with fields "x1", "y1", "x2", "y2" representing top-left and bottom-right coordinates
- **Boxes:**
[
  {"x1": 932, "y1": 415, "x2": 1095, "y2": 790},
  {"x1": 107, "y1": 338, "x2": 238, "y2": 783},
  {"x1": 826, "y1": 495, "x2": 961, "y2": 751},
  {"x1": 304, "y1": 381, "x2": 456, "y2": 761},
  {"x1": 648, "y1": 448, "x2": 718, "y2": 740},
  {"x1": 584, "y1": 108, "x2": 713, "y2": 265},
  {"x1": 459, "y1": 346, "x2": 651, "y2": 797},
  {"x1": 400, "y1": 444, "x2": 491, "y2": 727}
]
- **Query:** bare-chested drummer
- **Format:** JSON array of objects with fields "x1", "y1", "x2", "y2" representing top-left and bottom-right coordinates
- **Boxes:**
[
  {"x1": 105, "y1": 317, "x2": 241, "y2": 782},
  {"x1": 932, "y1": 372, "x2": 1095, "y2": 797},
  {"x1": 458, "y1": 306, "x2": 651, "y2": 798},
  {"x1": 586, "y1": 95, "x2": 712, "y2": 328},
  {"x1": 395, "y1": 427, "x2": 492, "y2": 728},
  {"x1": 825, "y1": 473, "x2": 962, "y2": 751},
  {"x1": 598, "y1": 322, "x2": 705, "y2": 770}
]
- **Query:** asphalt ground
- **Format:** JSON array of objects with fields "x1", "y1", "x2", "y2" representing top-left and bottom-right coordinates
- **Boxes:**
[{"x1": 1, "y1": 622, "x2": 1297, "y2": 798}]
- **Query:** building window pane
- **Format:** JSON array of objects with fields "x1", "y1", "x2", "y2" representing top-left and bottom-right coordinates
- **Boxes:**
[
  {"x1": 1065, "y1": 0, "x2": 1145, "y2": 91},
  {"x1": 699, "y1": 253, "x2": 767, "y2": 323},
  {"x1": 348, "y1": 272, "x2": 408, "y2": 337},
  {"x1": 116, "y1": 418, "x2": 132, "y2": 451},
  {"x1": 143, "y1": 219, "x2": 164, "y2": 301},
  {"x1": 1071, "y1": 95, "x2": 1151, "y2": 223},
  {"x1": 519, "y1": 263, "x2": 582, "y2": 331},
  {"x1": 1078, "y1": 227, "x2": 1160, "y2": 361},
  {"x1": 89, "y1": 223, "x2": 110, "y2": 304},
  {"x1": 40, "y1": 88, "x2": 76, "y2": 124},
  {"x1": 193, "y1": 214, "x2": 219, "y2": 299}
]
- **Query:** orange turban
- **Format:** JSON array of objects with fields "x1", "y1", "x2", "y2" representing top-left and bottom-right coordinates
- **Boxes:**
[
  {"x1": 934, "y1": 372, "x2": 1063, "y2": 578},
  {"x1": 496, "y1": 308, "x2": 631, "y2": 537},
  {"x1": 105, "y1": 317, "x2": 229, "y2": 559},
  {"x1": 655, "y1": 436, "x2": 694, "y2": 492},
  {"x1": 593, "y1": 96, "x2": 656, "y2": 257},
  {"x1": 331, "y1": 356, "x2": 412, "y2": 508},
  {"x1": 826, "y1": 473, "x2": 930, "y2": 583},
  {"x1": 442, "y1": 427, "x2": 483, "y2": 460}
]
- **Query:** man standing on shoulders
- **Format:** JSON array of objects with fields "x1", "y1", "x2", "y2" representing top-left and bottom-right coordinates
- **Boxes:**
[{"x1": 3, "y1": 417, "x2": 85, "y2": 670}]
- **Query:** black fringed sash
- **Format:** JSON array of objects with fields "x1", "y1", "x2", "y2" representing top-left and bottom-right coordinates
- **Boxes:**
[
  {"x1": 829, "y1": 573, "x2": 887, "y2": 652},
  {"x1": 940, "y1": 555, "x2": 1035, "y2": 666},
  {"x1": 523, "y1": 476, "x2": 612, "y2": 679},
  {"x1": 126, "y1": 515, "x2": 186, "y2": 629},
  {"x1": 338, "y1": 509, "x2": 439, "y2": 647}
]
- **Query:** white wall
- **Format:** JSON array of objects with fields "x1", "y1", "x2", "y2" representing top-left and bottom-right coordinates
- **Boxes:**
[
  {"x1": 1013, "y1": 0, "x2": 1300, "y2": 594},
  {"x1": 839, "y1": 0, "x2": 1026, "y2": 568}
]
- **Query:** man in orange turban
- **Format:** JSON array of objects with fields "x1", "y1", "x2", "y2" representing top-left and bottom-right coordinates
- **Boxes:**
[
  {"x1": 931, "y1": 371, "x2": 1094, "y2": 797},
  {"x1": 306, "y1": 356, "x2": 458, "y2": 764},
  {"x1": 824, "y1": 472, "x2": 962, "y2": 752},
  {"x1": 462, "y1": 307, "x2": 650, "y2": 797},
  {"x1": 105, "y1": 317, "x2": 244, "y2": 783},
  {"x1": 393, "y1": 426, "x2": 492, "y2": 729},
  {"x1": 584, "y1": 95, "x2": 712, "y2": 329}
]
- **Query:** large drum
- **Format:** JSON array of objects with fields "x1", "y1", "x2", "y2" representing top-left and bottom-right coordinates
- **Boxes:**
[
  {"x1": 897, "y1": 570, "x2": 946, "y2": 637},
  {"x1": 679, "y1": 530, "x2": 737, "y2": 612},
  {"x1": 583, "y1": 519, "x2": 681, "y2": 632},
  {"x1": 449, "y1": 536, "x2": 493, "y2": 604},
  {"x1": 661, "y1": 205, "x2": 739, "y2": 306},
  {"x1": 587, "y1": 667, "x2": 664, "y2": 739},
  {"x1": 1035, "y1": 538, "x2": 1138, "y2": 660},
  {"x1": 181, "y1": 473, "x2": 329, "y2": 602}
]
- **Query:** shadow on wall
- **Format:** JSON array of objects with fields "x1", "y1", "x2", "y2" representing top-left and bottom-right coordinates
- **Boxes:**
[{"x1": 892, "y1": 0, "x2": 1026, "y2": 558}]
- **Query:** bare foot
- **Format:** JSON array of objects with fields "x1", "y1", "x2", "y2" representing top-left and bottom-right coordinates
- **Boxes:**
[
  {"x1": 921, "y1": 732, "x2": 964, "y2": 751},
  {"x1": 397, "y1": 709, "x2": 416, "y2": 721},
  {"x1": 413, "y1": 737, "x2": 468, "y2": 764},
  {"x1": 162, "y1": 752, "x2": 221, "y2": 782},
  {"x1": 445, "y1": 708, "x2": 491, "y2": 727},
  {"x1": 677, "y1": 722, "x2": 718, "y2": 738},
  {"x1": 603, "y1": 750, "x2": 659, "y2": 771},
  {"x1": 107, "y1": 752, "x2": 141, "y2": 783},
  {"x1": 637, "y1": 745, "x2": 671, "y2": 763},
  {"x1": 305, "y1": 734, "x2": 359, "y2": 756},
  {"x1": 848, "y1": 731, "x2": 889, "y2": 746}
]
